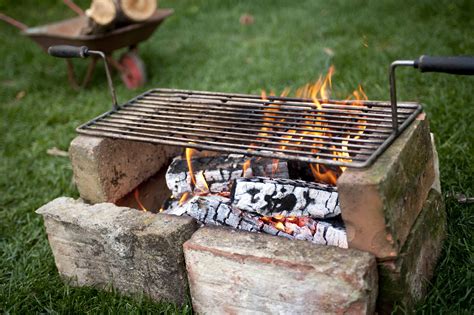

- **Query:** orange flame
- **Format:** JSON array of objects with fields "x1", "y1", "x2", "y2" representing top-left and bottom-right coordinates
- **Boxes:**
[
  {"x1": 260, "y1": 66, "x2": 368, "y2": 186},
  {"x1": 186, "y1": 148, "x2": 197, "y2": 188},
  {"x1": 133, "y1": 188, "x2": 147, "y2": 212},
  {"x1": 242, "y1": 159, "x2": 252, "y2": 177},
  {"x1": 179, "y1": 192, "x2": 191, "y2": 206}
]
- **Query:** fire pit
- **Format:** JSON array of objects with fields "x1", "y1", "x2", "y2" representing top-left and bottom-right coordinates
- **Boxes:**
[{"x1": 37, "y1": 47, "x2": 473, "y2": 313}]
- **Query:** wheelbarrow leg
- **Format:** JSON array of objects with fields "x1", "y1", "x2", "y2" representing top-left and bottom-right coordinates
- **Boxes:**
[
  {"x1": 81, "y1": 56, "x2": 98, "y2": 88},
  {"x1": 66, "y1": 60, "x2": 80, "y2": 90}
]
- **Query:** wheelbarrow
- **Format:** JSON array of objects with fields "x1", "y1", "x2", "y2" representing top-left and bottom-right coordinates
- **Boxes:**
[{"x1": 0, "y1": 4, "x2": 173, "y2": 89}]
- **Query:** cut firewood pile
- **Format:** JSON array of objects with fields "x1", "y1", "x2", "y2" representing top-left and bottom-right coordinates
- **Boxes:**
[
  {"x1": 82, "y1": 0, "x2": 157, "y2": 35},
  {"x1": 159, "y1": 149, "x2": 348, "y2": 248}
]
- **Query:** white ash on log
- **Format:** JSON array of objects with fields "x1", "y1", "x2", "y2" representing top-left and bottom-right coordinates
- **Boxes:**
[
  {"x1": 164, "y1": 195, "x2": 263, "y2": 232},
  {"x1": 165, "y1": 154, "x2": 289, "y2": 198},
  {"x1": 164, "y1": 195, "x2": 347, "y2": 248},
  {"x1": 231, "y1": 177, "x2": 341, "y2": 219}
]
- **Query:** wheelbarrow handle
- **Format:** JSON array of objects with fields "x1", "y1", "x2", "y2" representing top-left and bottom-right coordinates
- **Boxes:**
[
  {"x1": 0, "y1": 12, "x2": 28, "y2": 31},
  {"x1": 48, "y1": 45, "x2": 90, "y2": 58}
]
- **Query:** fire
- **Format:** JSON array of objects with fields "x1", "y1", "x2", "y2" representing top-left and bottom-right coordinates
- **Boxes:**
[
  {"x1": 179, "y1": 192, "x2": 190, "y2": 206},
  {"x1": 260, "y1": 66, "x2": 368, "y2": 185},
  {"x1": 133, "y1": 188, "x2": 147, "y2": 212},
  {"x1": 186, "y1": 147, "x2": 197, "y2": 188},
  {"x1": 260, "y1": 215, "x2": 316, "y2": 235}
]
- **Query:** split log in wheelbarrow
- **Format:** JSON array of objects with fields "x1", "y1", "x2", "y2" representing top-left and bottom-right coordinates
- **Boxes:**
[{"x1": 0, "y1": 7, "x2": 173, "y2": 89}]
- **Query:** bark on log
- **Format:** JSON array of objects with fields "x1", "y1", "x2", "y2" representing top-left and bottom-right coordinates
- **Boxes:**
[
  {"x1": 231, "y1": 177, "x2": 341, "y2": 219},
  {"x1": 164, "y1": 195, "x2": 347, "y2": 248},
  {"x1": 165, "y1": 154, "x2": 289, "y2": 198}
]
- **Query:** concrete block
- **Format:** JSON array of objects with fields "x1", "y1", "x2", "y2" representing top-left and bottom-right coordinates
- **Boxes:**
[
  {"x1": 36, "y1": 197, "x2": 199, "y2": 305},
  {"x1": 337, "y1": 114, "x2": 435, "y2": 259},
  {"x1": 184, "y1": 227, "x2": 378, "y2": 314},
  {"x1": 69, "y1": 135, "x2": 181, "y2": 203}
]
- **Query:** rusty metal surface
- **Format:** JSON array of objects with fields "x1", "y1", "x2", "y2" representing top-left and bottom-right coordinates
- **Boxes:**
[
  {"x1": 77, "y1": 89, "x2": 422, "y2": 168},
  {"x1": 23, "y1": 9, "x2": 173, "y2": 53}
]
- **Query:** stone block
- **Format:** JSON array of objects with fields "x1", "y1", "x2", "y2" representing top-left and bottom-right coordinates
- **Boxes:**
[
  {"x1": 69, "y1": 135, "x2": 181, "y2": 203},
  {"x1": 337, "y1": 114, "x2": 435, "y2": 259},
  {"x1": 36, "y1": 197, "x2": 199, "y2": 305},
  {"x1": 377, "y1": 188, "x2": 446, "y2": 313},
  {"x1": 184, "y1": 227, "x2": 378, "y2": 314}
]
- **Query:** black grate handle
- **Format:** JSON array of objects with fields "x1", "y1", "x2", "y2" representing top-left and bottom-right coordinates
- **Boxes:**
[
  {"x1": 414, "y1": 55, "x2": 474, "y2": 75},
  {"x1": 48, "y1": 45, "x2": 118, "y2": 109}
]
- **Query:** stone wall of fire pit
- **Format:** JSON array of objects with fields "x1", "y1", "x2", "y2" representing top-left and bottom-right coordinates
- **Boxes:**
[{"x1": 35, "y1": 113, "x2": 445, "y2": 313}]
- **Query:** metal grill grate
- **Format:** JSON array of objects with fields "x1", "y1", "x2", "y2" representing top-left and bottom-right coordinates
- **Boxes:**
[{"x1": 77, "y1": 88, "x2": 422, "y2": 168}]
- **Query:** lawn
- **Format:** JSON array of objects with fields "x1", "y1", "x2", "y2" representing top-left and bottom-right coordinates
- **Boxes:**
[{"x1": 1, "y1": 0, "x2": 473, "y2": 313}]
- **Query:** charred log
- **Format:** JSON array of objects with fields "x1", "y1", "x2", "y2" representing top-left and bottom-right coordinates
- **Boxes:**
[
  {"x1": 163, "y1": 195, "x2": 347, "y2": 248},
  {"x1": 165, "y1": 154, "x2": 289, "y2": 198},
  {"x1": 231, "y1": 177, "x2": 340, "y2": 219}
]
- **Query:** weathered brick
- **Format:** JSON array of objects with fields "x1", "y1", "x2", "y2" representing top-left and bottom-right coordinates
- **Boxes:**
[
  {"x1": 377, "y1": 188, "x2": 446, "y2": 313},
  {"x1": 36, "y1": 197, "x2": 199, "y2": 305},
  {"x1": 69, "y1": 135, "x2": 181, "y2": 203},
  {"x1": 337, "y1": 114, "x2": 435, "y2": 259},
  {"x1": 184, "y1": 227, "x2": 378, "y2": 314}
]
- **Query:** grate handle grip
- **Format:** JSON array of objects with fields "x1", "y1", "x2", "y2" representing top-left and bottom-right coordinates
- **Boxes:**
[
  {"x1": 48, "y1": 45, "x2": 118, "y2": 109},
  {"x1": 48, "y1": 45, "x2": 89, "y2": 58},
  {"x1": 415, "y1": 55, "x2": 474, "y2": 75}
]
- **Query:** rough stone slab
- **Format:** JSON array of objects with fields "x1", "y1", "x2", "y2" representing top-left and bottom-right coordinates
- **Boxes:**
[
  {"x1": 36, "y1": 197, "x2": 199, "y2": 305},
  {"x1": 184, "y1": 227, "x2": 378, "y2": 314},
  {"x1": 337, "y1": 114, "x2": 435, "y2": 259},
  {"x1": 377, "y1": 188, "x2": 446, "y2": 314},
  {"x1": 69, "y1": 136, "x2": 181, "y2": 203}
]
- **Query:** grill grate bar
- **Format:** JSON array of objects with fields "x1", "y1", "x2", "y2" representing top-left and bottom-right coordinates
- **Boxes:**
[
  {"x1": 134, "y1": 98, "x2": 413, "y2": 121},
  {"x1": 103, "y1": 114, "x2": 385, "y2": 146},
  {"x1": 97, "y1": 118, "x2": 378, "y2": 153},
  {"x1": 116, "y1": 108, "x2": 391, "y2": 141},
  {"x1": 77, "y1": 88, "x2": 422, "y2": 168},
  {"x1": 131, "y1": 100, "x2": 411, "y2": 127},
  {"x1": 84, "y1": 124, "x2": 369, "y2": 162}
]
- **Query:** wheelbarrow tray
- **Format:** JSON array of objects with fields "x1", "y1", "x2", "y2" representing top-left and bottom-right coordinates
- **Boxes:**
[{"x1": 23, "y1": 9, "x2": 173, "y2": 54}]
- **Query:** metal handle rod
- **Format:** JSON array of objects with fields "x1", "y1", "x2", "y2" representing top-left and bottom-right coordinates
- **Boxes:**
[
  {"x1": 389, "y1": 60, "x2": 415, "y2": 134},
  {"x1": 87, "y1": 50, "x2": 118, "y2": 109}
]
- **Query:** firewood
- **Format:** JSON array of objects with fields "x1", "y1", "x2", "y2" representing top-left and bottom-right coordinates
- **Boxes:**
[
  {"x1": 231, "y1": 177, "x2": 341, "y2": 219},
  {"x1": 85, "y1": 0, "x2": 117, "y2": 26},
  {"x1": 82, "y1": 0, "x2": 157, "y2": 35},
  {"x1": 165, "y1": 154, "x2": 289, "y2": 198},
  {"x1": 163, "y1": 195, "x2": 347, "y2": 248},
  {"x1": 120, "y1": 0, "x2": 157, "y2": 22},
  {"x1": 164, "y1": 195, "x2": 263, "y2": 232}
]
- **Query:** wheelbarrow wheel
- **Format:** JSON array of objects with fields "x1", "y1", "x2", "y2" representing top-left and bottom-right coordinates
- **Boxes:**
[{"x1": 119, "y1": 52, "x2": 147, "y2": 89}]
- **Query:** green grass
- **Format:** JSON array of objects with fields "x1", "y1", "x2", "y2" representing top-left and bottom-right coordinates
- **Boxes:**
[{"x1": 1, "y1": 0, "x2": 473, "y2": 313}]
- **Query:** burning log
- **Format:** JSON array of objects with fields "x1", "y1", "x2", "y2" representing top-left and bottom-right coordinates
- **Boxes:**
[
  {"x1": 165, "y1": 154, "x2": 289, "y2": 198},
  {"x1": 164, "y1": 195, "x2": 263, "y2": 232},
  {"x1": 231, "y1": 177, "x2": 341, "y2": 219},
  {"x1": 82, "y1": 0, "x2": 157, "y2": 35},
  {"x1": 164, "y1": 195, "x2": 347, "y2": 248}
]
